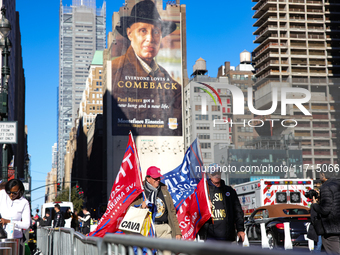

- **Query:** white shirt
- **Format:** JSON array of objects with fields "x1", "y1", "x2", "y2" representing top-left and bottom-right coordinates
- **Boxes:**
[{"x1": 0, "y1": 189, "x2": 31, "y2": 238}]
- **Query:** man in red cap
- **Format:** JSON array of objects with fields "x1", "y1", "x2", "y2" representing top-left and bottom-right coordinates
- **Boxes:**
[{"x1": 132, "y1": 166, "x2": 181, "y2": 240}]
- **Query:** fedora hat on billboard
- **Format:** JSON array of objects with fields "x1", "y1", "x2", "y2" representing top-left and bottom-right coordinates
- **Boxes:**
[{"x1": 116, "y1": 0, "x2": 177, "y2": 39}]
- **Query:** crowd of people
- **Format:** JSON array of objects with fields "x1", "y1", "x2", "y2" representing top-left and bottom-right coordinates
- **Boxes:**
[{"x1": 2, "y1": 169, "x2": 340, "y2": 255}]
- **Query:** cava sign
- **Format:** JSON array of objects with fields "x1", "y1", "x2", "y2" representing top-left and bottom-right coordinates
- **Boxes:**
[{"x1": 0, "y1": 121, "x2": 17, "y2": 144}]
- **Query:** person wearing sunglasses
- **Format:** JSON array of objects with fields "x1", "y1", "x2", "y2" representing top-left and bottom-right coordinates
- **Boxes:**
[{"x1": 0, "y1": 179, "x2": 31, "y2": 239}]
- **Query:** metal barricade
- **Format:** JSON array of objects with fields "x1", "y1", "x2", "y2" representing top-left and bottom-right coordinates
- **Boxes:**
[
  {"x1": 0, "y1": 238, "x2": 20, "y2": 255},
  {"x1": 37, "y1": 227, "x2": 306, "y2": 255},
  {"x1": 0, "y1": 247, "x2": 11, "y2": 255}
]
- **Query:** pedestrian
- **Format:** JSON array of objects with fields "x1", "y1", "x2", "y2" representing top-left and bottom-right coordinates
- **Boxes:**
[
  {"x1": 40, "y1": 209, "x2": 52, "y2": 227},
  {"x1": 78, "y1": 208, "x2": 91, "y2": 235},
  {"x1": 131, "y1": 166, "x2": 182, "y2": 240},
  {"x1": 53, "y1": 204, "x2": 65, "y2": 228},
  {"x1": 198, "y1": 167, "x2": 245, "y2": 242},
  {"x1": 311, "y1": 172, "x2": 340, "y2": 255},
  {"x1": 71, "y1": 210, "x2": 79, "y2": 232},
  {"x1": 0, "y1": 179, "x2": 31, "y2": 254}
]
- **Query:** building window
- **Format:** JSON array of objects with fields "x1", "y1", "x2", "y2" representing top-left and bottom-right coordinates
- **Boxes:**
[
  {"x1": 213, "y1": 124, "x2": 227, "y2": 130},
  {"x1": 194, "y1": 87, "x2": 201, "y2": 92},
  {"x1": 99, "y1": 76, "x2": 102, "y2": 79},
  {"x1": 211, "y1": 105, "x2": 220, "y2": 111},
  {"x1": 197, "y1": 133, "x2": 210, "y2": 139},
  {"x1": 213, "y1": 133, "x2": 228, "y2": 140},
  {"x1": 212, "y1": 115, "x2": 220, "y2": 120},
  {"x1": 92, "y1": 94, "x2": 95, "y2": 98},
  {"x1": 197, "y1": 123, "x2": 210, "y2": 130},
  {"x1": 99, "y1": 70, "x2": 102, "y2": 74},
  {"x1": 100, "y1": 82, "x2": 102, "y2": 85},
  {"x1": 201, "y1": 143, "x2": 211, "y2": 149},
  {"x1": 203, "y1": 152, "x2": 212, "y2": 159},
  {"x1": 195, "y1": 114, "x2": 209, "y2": 120}
]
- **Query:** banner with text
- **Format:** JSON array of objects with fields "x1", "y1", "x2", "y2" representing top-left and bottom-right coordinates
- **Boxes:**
[
  {"x1": 111, "y1": 0, "x2": 182, "y2": 136},
  {"x1": 89, "y1": 133, "x2": 143, "y2": 237}
]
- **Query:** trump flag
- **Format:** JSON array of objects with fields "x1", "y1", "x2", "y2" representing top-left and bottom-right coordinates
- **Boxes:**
[
  {"x1": 162, "y1": 139, "x2": 211, "y2": 240},
  {"x1": 89, "y1": 133, "x2": 143, "y2": 237}
]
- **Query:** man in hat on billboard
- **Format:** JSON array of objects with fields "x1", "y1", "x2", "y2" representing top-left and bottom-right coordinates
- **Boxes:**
[
  {"x1": 112, "y1": 0, "x2": 182, "y2": 136},
  {"x1": 131, "y1": 166, "x2": 182, "y2": 240}
]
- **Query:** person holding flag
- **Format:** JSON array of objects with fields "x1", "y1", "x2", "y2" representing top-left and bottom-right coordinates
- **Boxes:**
[
  {"x1": 162, "y1": 138, "x2": 212, "y2": 240},
  {"x1": 131, "y1": 166, "x2": 182, "y2": 240},
  {"x1": 198, "y1": 165, "x2": 245, "y2": 242}
]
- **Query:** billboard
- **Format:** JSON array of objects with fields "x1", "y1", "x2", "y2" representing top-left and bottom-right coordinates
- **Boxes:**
[{"x1": 111, "y1": 0, "x2": 182, "y2": 136}]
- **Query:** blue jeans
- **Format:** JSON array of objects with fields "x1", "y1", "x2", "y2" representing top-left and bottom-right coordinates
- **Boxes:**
[{"x1": 314, "y1": 235, "x2": 322, "y2": 253}]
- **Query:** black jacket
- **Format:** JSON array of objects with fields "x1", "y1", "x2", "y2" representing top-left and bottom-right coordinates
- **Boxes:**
[
  {"x1": 53, "y1": 211, "x2": 65, "y2": 228},
  {"x1": 312, "y1": 178, "x2": 340, "y2": 235},
  {"x1": 199, "y1": 179, "x2": 245, "y2": 241},
  {"x1": 40, "y1": 215, "x2": 52, "y2": 227}
]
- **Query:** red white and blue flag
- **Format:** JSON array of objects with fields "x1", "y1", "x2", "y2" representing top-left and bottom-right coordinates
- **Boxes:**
[
  {"x1": 89, "y1": 133, "x2": 144, "y2": 237},
  {"x1": 162, "y1": 138, "x2": 211, "y2": 240}
]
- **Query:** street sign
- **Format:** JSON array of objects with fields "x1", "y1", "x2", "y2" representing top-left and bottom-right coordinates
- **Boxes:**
[
  {"x1": 23, "y1": 182, "x2": 29, "y2": 191},
  {"x1": 0, "y1": 121, "x2": 17, "y2": 144}
]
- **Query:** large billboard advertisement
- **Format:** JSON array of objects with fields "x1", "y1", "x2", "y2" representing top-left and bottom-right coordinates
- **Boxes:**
[{"x1": 111, "y1": 0, "x2": 182, "y2": 136}]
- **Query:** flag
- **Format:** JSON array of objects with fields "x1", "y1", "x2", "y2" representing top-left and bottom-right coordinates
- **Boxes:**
[
  {"x1": 89, "y1": 133, "x2": 144, "y2": 237},
  {"x1": 8, "y1": 156, "x2": 14, "y2": 167},
  {"x1": 162, "y1": 138, "x2": 203, "y2": 210},
  {"x1": 177, "y1": 173, "x2": 211, "y2": 240},
  {"x1": 162, "y1": 138, "x2": 211, "y2": 240},
  {"x1": 8, "y1": 156, "x2": 15, "y2": 180}
]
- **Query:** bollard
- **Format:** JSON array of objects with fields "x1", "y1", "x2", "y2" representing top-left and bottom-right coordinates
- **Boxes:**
[
  {"x1": 260, "y1": 223, "x2": 269, "y2": 248},
  {"x1": 283, "y1": 222, "x2": 293, "y2": 250}
]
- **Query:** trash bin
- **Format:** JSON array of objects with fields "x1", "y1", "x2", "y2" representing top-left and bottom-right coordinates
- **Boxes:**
[{"x1": 0, "y1": 238, "x2": 20, "y2": 255}]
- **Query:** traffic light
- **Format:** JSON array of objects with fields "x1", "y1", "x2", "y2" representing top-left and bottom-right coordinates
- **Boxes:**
[
  {"x1": 78, "y1": 187, "x2": 84, "y2": 199},
  {"x1": 76, "y1": 185, "x2": 79, "y2": 193},
  {"x1": 57, "y1": 183, "x2": 61, "y2": 191}
]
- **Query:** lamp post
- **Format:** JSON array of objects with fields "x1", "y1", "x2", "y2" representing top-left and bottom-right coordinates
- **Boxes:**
[{"x1": 0, "y1": 7, "x2": 11, "y2": 181}]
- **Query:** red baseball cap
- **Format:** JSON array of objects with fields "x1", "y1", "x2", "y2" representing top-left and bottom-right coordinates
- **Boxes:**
[{"x1": 146, "y1": 166, "x2": 163, "y2": 178}]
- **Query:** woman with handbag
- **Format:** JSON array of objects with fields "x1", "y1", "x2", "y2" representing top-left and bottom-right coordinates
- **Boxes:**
[{"x1": 0, "y1": 179, "x2": 31, "y2": 253}]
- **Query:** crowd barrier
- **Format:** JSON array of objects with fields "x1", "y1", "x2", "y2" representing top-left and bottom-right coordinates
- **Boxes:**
[
  {"x1": 36, "y1": 227, "x2": 304, "y2": 255},
  {"x1": 0, "y1": 238, "x2": 20, "y2": 255}
]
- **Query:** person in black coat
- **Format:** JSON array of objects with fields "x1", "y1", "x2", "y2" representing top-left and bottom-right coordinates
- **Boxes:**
[
  {"x1": 40, "y1": 209, "x2": 52, "y2": 227},
  {"x1": 311, "y1": 172, "x2": 340, "y2": 254},
  {"x1": 53, "y1": 204, "x2": 65, "y2": 228},
  {"x1": 198, "y1": 168, "x2": 245, "y2": 242}
]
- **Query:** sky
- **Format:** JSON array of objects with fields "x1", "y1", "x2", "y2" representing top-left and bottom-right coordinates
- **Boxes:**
[{"x1": 15, "y1": 0, "x2": 255, "y2": 213}]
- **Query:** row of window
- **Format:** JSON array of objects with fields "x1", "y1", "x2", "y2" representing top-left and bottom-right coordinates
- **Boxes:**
[
  {"x1": 237, "y1": 127, "x2": 254, "y2": 133},
  {"x1": 92, "y1": 94, "x2": 102, "y2": 98},
  {"x1": 89, "y1": 106, "x2": 103, "y2": 111},
  {"x1": 198, "y1": 133, "x2": 228, "y2": 140},
  {"x1": 232, "y1": 74, "x2": 249, "y2": 80}
]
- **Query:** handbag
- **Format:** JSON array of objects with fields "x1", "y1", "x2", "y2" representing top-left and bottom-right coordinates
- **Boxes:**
[
  {"x1": 313, "y1": 214, "x2": 325, "y2": 236},
  {"x1": 119, "y1": 207, "x2": 151, "y2": 236}
]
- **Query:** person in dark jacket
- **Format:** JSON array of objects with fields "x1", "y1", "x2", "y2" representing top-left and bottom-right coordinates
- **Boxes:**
[
  {"x1": 71, "y1": 210, "x2": 79, "y2": 232},
  {"x1": 40, "y1": 209, "x2": 52, "y2": 227},
  {"x1": 78, "y1": 208, "x2": 91, "y2": 235},
  {"x1": 53, "y1": 204, "x2": 65, "y2": 228},
  {"x1": 312, "y1": 172, "x2": 340, "y2": 254},
  {"x1": 198, "y1": 167, "x2": 245, "y2": 242}
]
